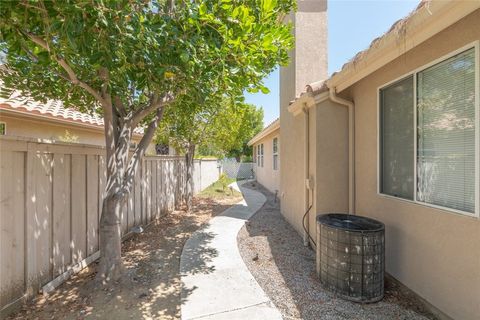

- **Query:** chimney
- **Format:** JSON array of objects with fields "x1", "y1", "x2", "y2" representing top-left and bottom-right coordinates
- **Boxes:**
[
  {"x1": 279, "y1": 0, "x2": 327, "y2": 235},
  {"x1": 280, "y1": 0, "x2": 328, "y2": 105}
]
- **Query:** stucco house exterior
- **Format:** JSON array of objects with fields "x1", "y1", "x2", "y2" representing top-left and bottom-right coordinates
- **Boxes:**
[
  {"x1": 0, "y1": 91, "x2": 156, "y2": 154},
  {"x1": 249, "y1": 1, "x2": 480, "y2": 319},
  {"x1": 248, "y1": 118, "x2": 280, "y2": 194}
]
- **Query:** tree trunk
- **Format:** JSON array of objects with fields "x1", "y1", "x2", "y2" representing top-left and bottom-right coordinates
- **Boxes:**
[
  {"x1": 98, "y1": 189, "x2": 125, "y2": 282},
  {"x1": 185, "y1": 143, "x2": 196, "y2": 211},
  {"x1": 96, "y1": 106, "x2": 164, "y2": 282}
]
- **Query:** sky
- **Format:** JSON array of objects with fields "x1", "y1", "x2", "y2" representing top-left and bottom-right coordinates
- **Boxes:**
[{"x1": 244, "y1": 0, "x2": 420, "y2": 126}]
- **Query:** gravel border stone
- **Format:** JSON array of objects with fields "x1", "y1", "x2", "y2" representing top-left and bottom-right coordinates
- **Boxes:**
[{"x1": 237, "y1": 182, "x2": 437, "y2": 320}]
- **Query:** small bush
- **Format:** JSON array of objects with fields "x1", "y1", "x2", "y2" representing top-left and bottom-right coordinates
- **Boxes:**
[{"x1": 218, "y1": 173, "x2": 229, "y2": 191}]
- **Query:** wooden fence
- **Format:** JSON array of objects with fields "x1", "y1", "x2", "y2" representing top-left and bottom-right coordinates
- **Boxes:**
[{"x1": 0, "y1": 136, "x2": 187, "y2": 314}]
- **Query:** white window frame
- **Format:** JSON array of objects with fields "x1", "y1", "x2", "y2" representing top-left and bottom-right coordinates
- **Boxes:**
[
  {"x1": 377, "y1": 41, "x2": 480, "y2": 218},
  {"x1": 0, "y1": 122, "x2": 6, "y2": 135},
  {"x1": 260, "y1": 143, "x2": 264, "y2": 167},
  {"x1": 273, "y1": 137, "x2": 279, "y2": 170},
  {"x1": 256, "y1": 144, "x2": 261, "y2": 166}
]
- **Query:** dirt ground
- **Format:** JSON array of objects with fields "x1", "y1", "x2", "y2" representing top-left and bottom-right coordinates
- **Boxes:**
[
  {"x1": 8, "y1": 194, "x2": 242, "y2": 320},
  {"x1": 238, "y1": 182, "x2": 437, "y2": 320}
]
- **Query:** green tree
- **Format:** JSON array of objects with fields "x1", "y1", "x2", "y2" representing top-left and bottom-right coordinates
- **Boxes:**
[
  {"x1": 158, "y1": 96, "x2": 263, "y2": 209},
  {"x1": 197, "y1": 102, "x2": 263, "y2": 160},
  {"x1": 0, "y1": 0, "x2": 294, "y2": 281}
]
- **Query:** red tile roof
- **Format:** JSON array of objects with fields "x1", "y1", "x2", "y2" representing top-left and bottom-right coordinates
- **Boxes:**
[{"x1": 0, "y1": 91, "x2": 144, "y2": 134}]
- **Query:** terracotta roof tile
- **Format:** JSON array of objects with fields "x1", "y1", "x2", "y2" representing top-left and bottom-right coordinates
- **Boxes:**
[{"x1": 0, "y1": 91, "x2": 144, "y2": 134}]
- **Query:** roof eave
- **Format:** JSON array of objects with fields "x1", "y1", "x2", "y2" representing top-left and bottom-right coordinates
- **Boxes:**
[
  {"x1": 288, "y1": 90, "x2": 329, "y2": 117},
  {"x1": 329, "y1": 0, "x2": 480, "y2": 92},
  {"x1": 247, "y1": 119, "x2": 280, "y2": 146}
]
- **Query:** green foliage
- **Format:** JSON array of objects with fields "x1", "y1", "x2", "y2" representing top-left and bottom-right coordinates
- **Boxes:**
[
  {"x1": 159, "y1": 95, "x2": 264, "y2": 159},
  {"x1": 198, "y1": 174, "x2": 239, "y2": 198},
  {"x1": 0, "y1": 0, "x2": 295, "y2": 276},
  {"x1": 218, "y1": 173, "x2": 230, "y2": 191},
  {"x1": 0, "y1": 0, "x2": 294, "y2": 121}
]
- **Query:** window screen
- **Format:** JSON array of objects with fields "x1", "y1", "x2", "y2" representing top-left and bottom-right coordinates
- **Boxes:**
[
  {"x1": 273, "y1": 138, "x2": 278, "y2": 170},
  {"x1": 260, "y1": 144, "x2": 264, "y2": 167},
  {"x1": 256, "y1": 145, "x2": 261, "y2": 166},
  {"x1": 416, "y1": 48, "x2": 476, "y2": 213},
  {"x1": 380, "y1": 76, "x2": 415, "y2": 200}
]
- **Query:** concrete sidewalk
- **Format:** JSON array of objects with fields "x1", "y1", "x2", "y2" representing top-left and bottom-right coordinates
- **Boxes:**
[{"x1": 180, "y1": 181, "x2": 282, "y2": 320}]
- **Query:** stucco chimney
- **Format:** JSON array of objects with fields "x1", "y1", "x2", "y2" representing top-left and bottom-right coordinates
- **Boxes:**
[
  {"x1": 280, "y1": 0, "x2": 328, "y2": 104},
  {"x1": 279, "y1": 0, "x2": 327, "y2": 235}
]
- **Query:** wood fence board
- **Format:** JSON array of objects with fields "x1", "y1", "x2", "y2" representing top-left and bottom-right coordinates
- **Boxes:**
[
  {"x1": 134, "y1": 163, "x2": 142, "y2": 225},
  {"x1": 97, "y1": 156, "x2": 106, "y2": 247},
  {"x1": 0, "y1": 137, "x2": 189, "y2": 313},
  {"x1": 71, "y1": 155, "x2": 87, "y2": 265},
  {"x1": 145, "y1": 161, "x2": 152, "y2": 222},
  {"x1": 151, "y1": 161, "x2": 158, "y2": 219},
  {"x1": 159, "y1": 161, "x2": 165, "y2": 215},
  {"x1": 86, "y1": 155, "x2": 99, "y2": 255},
  {"x1": 52, "y1": 154, "x2": 71, "y2": 277},
  {"x1": 127, "y1": 183, "x2": 135, "y2": 230},
  {"x1": 155, "y1": 161, "x2": 161, "y2": 217},
  {"x1": 121, "y1": 194, "x2": 127, "y2": 235},
  {"x1": 31, "y1": 152, "x2": 53, "y2": 287},
  {"x1": 0, "y1": 151, "x2": 25, "y2": 306}
]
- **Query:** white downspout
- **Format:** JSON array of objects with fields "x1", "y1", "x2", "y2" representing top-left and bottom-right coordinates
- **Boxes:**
[
  {"x1": 329, "y1": 88, "x2": 356, "y2": 214},
  {"x1": 303, "y1": 105, "x2": 310, "y2": 246}
]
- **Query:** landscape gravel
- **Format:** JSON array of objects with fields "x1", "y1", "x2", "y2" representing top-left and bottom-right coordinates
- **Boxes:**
[{"x1": 237, "y1": 182, "x2": 437, "y2": 320}]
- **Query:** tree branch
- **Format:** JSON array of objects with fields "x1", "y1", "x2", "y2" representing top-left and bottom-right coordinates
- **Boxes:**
[
  {"x1": 20, "y1": 30, "x2": 108, "y2": 107},
  {"x1": 130, "y1": 92, "x2": 174, "y2": 126},
  {"x1": 122, "y1": 106, "x2": 165, "y2": 193},
  {"x1": 113, "y1": 96, "x2": 127, "y2": 118}
]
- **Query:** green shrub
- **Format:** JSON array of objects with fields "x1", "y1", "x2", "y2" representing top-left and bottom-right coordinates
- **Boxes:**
[{"x1": 218, "y1": 173, "x2": 230, "y2": 192}]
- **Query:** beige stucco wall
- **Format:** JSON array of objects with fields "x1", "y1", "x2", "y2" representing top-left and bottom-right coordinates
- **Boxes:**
[
  {"x1": 280, "y1": 0, "x2": 328, "y2": 233},
  {"x1": 338, "y1": 10, "x2": 480, "y2": 320},
  {"x1": 253, "y1": 130, "x2": 280, "y2": 194},
  {"x1": 309, "y1": 100, "x2": 350, "y2": 237},
  {"x1": 0, "y1": 114, "x2": 156, "y2": 154}
]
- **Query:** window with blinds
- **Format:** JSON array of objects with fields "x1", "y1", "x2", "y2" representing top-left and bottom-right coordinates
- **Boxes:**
[
  {"x1": 417, "y1": 48, "x2": 476, "y2": 213},
  {"x1": 379, "y1": 46, "x2": 477, "y2": 216}
]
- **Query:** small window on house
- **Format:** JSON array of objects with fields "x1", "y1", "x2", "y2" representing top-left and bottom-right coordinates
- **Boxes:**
[
  {"x1": 260, "y1": 143, "x2": 264, "y2": 167},
  {"x1": 257, "y1": 144, "x2": 261, "y2": 166},
  {"x1": 0, "y1": 122, "x2": 5, "y2": 135},
  {"x1": 273, "y1": 138, "x2": 279, "y2": 170},
  {"x1": 379, "y1": 46, "x2": 478, "y2": 216}
]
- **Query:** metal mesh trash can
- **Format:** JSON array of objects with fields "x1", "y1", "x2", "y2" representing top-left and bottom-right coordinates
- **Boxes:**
[{"x1": 316, "y1": 213, "x2": 385, "y2": 303}]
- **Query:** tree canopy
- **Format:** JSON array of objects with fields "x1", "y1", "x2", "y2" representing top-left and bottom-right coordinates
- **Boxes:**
[
  {"x1": 157, "y1": 95, "x2": 263, "y2": 159},
  {"x1": 197, "y1": 101, "x2": 263, "y2": 160},
  {"x1": 0, "y1": 0, "x2": 294, "y2": 280}
]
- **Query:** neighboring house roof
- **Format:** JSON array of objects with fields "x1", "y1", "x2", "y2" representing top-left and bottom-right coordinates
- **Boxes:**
[
  {"x1": 248, "y1": 118, "x2": 279, "y2": 146},
  {"x1": 0, "y1": 91, "x2": 144, "y2": 135}
]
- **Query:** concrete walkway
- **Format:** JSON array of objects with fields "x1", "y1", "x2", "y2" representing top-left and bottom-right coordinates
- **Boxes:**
[{"x1": 180, "y1": 181, "x2": 282, "y2": 320}]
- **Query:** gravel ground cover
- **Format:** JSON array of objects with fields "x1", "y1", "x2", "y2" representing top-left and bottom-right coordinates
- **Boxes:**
[
  {"x1": 237, "y1": 182, "x2": 437, "y2": 320},
  {"x1": 7, "y1": 193, "x2": 242, "y2": 320}
]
